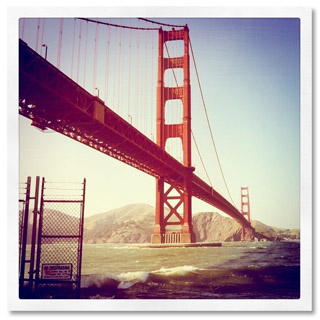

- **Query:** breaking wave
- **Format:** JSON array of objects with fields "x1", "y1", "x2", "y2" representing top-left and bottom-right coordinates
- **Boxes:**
[
  {"x1": 81, "y1": 265, "x2": 200, "y2": 291},
  {"x1": 117, "y1": 271, "x2": 149, "y2": 289},
  {"x1": 154, "y1": 265, "x2": 200, "y2": 276}
]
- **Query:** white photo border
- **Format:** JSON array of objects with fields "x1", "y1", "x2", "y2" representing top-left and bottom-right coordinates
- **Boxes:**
[{"x1": 7, "y1": 6, "x2": 312, "y2": 311}]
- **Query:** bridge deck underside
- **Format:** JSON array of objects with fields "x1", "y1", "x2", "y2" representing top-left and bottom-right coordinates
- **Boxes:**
[{"x1": 19, "y1": 40, "x2": 252, "y2": 229}]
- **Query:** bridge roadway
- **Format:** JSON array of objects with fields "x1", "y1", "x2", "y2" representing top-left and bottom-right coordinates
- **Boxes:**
[{"x1": 19, "y1": 39, "x2": 252, "y2": 229}]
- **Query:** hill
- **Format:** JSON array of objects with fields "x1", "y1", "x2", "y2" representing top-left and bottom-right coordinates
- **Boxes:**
[
  {"x1": 83, "y1": 203, "x2": 300, "y2": 243},
  {"x1": 21, "y1": 208, "x2": 80, "y2": 244},
  {"x1": 251, "y1": 219, "x2": 300, "y2": 241},
  {"x1": 84, "y1": 203, "x2": 155, "y2": 243}
]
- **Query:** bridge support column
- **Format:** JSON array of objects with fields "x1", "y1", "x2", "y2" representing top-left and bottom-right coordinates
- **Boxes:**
[
  {"x1": 240, "y1": 187, "x2": 254, "y2": 241},
  {"x1": 241, "y1": 227, "x2": 254, "y2": 241},
  {"x1": 151, "y1": 177, "x2": 165, "y2": 244},
  {"x1": 181, "y1": 170, "x2": 195, "y2": 243},
  {"x1": 151, "y1": 25, "x2": 195, "y2": 244}
]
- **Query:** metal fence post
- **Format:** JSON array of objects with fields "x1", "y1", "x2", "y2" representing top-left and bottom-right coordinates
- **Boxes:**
[
  {"x1": 76, "y1": 178, "x2": 86, "y2": 298},
  {"x1": 29, "y1": 176, "x2": 40, "y2": 290},
  {"x1": 19, "y1": 176, "x2": 31, "y2": 297},
  {"x1": 34, "y1": 177, "x2": 45, "y2": 295}
]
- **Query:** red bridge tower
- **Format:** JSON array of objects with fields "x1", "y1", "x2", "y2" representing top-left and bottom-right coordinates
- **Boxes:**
[
  {"x1": 151, "y1": 26, "x2": 195, "y2": 244},
  {"x1": 240, "y1": 187, "x2": 254, "y2": 241}
]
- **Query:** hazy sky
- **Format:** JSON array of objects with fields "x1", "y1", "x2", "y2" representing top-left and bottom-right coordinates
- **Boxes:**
[{"x1": 19, "y1": 17, "x2": 300, "y2": 229}]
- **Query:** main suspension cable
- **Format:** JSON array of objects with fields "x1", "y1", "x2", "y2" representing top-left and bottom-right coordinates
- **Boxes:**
[
  {"x1": 138, "y1": 17, "x2": 185, "y2": 28},
  {"x1": 191, "y1": 130, "x2": 213, "y2": 187},
  {"x1": 189, "y1": 37, "x2": 235, "y2": 206},
  {"x1": 164, "y1": 41, "x2": 212, "y2": 184},
  {"x1": 77, "y1": 18, "x2": 158, "y2": 31}
]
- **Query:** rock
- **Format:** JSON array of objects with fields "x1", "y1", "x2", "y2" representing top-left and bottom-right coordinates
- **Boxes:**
[{"x1": 193, "y1": 212, "x2": 242, "y2": 242}]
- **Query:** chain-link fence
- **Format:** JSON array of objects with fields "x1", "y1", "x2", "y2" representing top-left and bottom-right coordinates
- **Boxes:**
[
  {"x1": 19, "y1": 198, "x2": 26, "y2": 269},
  {"x1": 34, "y1": 178, "x2": 86, "y2": 299}
]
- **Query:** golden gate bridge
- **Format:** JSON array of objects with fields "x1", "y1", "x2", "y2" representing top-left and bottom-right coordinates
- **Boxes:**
[{"x1": 19, "y1": 17, "x2": 254, "y2": 243}]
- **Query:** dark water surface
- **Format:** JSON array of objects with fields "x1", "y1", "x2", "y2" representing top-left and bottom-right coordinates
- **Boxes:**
[{"x1": 80, "y1": 241, "x2": 300, "y2": 299}]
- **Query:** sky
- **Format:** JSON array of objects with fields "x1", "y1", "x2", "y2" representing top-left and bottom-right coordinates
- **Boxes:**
[{"x1": 18, "y1": 16, "x2": 300, "y2": 229}]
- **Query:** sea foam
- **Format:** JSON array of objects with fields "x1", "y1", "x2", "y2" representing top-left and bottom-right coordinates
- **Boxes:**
[
  {"x1": 117, "y1": 271, "x2": 149, "y2": 289},
  {"x1": 154, "y1": 265, "x2": 200, "y2": 276},
  {"x1": 81, "y1": 274, "x2": 119, "y2": 288}
]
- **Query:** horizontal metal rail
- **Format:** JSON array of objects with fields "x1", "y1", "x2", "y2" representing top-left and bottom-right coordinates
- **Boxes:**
[
  {"x1": 41, "y1": 235, "x2": 81, "y2": 239},
  {"x1": 42, "y1": 200, "x2": 84, "y2": 203}
]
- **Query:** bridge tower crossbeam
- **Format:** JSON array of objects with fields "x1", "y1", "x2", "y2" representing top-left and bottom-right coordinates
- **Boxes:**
[{"x1": 151, "y1": 26, "x2": 196, "y2": 244}]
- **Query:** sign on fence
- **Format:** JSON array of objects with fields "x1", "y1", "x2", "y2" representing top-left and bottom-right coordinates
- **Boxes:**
[{"x1": 41, "y1": 263, "x2": 73, "y2": 280}]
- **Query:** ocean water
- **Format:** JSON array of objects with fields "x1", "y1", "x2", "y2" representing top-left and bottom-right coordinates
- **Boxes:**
[{"x1": 80, "y1": 241, "x2": 300, "y2": 299}]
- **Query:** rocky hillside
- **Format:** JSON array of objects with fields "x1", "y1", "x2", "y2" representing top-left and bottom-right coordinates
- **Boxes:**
[
  {"x1": 193, "y1": 212, "x2": 242, "y2": 242},
  {"x1": 251, "y1": 219, "x2": 300, "y2": 241},
  {"x1": 21, "y1": 209, "x2": 80, "y2": 244},
  {"x1": 83, "y1": 203, "x2": 300, "y2": 243},
  {"x1": 84, "y1": 203, "x2": 155, "y2": 243}
]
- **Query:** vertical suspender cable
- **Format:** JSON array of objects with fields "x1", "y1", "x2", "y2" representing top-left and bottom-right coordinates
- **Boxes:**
[
  {"x1": 57, "y1": 18, "x2": 64, "y2": 69},
  {"x1": 144, "y1": 22, "x2": 148, "y2": 136},
  {"x1": 35, "y1": 18, "x2": 40, "y2": 53},
  {"x1": 135, "y1": 23, "x2": 140, "y2": 128},
  {"x1": 76, "y1": 20, "x2": 82, "y2": 83},
  {"x1": 40, "y1": 19, "x2": 46, "y2": 57},
  {"x1": 71, "y1": 18, "x2": 76, "y2": 79},
  {"x1": 104, "y1": 20, "x2": 111, "y2": 103},
  {"x1": 93, "y1": 21, "x2": 99, "y2": 94},
  {"x1": 175, "y1": 40, "x2": 178, "y2": 160},
  {"x1": 120, "y1": 21, "x2": 125, "y2": 117},
  {"x1": 83, "y1": 21, "x2": 88, "y2": 88},
  {"x1": 113, "y1": 26, "x2": 117, "y2": 110},
  {"x1": 151, "y1": 29, "x2": 154, "y2": 140},
  {"x1": 118, "y1": 19, "x2": 122, "y2": 115},
  {"x1": 128, "y1": 20, "x2": 132, "y2": 121},
  {"x1": 178, "y1": 40, "x2": 180, "y2": 162}
]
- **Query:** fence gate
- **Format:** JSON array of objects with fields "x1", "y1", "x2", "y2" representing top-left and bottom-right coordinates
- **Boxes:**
[
  {"x1": 34, "y1": 178, "x2": 86, "y2": 298},
  {"x1": 19, "y1": 176, "x2": 86, "y2": 299}
]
